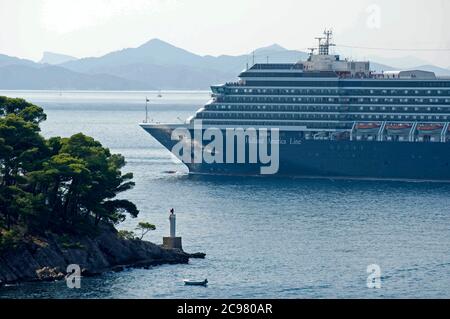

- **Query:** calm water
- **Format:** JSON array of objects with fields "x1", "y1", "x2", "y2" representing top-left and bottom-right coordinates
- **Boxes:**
[{"x1": 1, "y1": 90, "x2": 450, "y2": 299}]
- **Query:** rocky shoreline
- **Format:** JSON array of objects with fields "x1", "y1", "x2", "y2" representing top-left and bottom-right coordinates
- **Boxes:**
[{"x1": 0, "y1": 224, "x2": 204, "y2": 285}]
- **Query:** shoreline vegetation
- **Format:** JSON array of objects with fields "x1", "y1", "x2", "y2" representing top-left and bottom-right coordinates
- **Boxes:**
[{"x1": 0, "y1": 96, "x2": 203, "y2": 285}]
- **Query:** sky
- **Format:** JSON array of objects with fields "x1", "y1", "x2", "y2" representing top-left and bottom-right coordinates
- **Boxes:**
[{"x1": 0, "y1": 0, "x2": 449, "y2": 67}]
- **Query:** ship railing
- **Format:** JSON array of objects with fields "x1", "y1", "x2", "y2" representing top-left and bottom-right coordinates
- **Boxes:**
[
  {"x1": 409, "y1": 122, "x2": 418, "y2": 142},
  {"x1": 377, "y1": 121, "x2": 387, "y2": 141},
  {"x1": 441, "y1": 123, "x2": 449, "y2": 142},
  {"x1": 350, "y1": 122, "x2": 357, "y2": 141},
  {"x1": 225, "y1": 82, "x2": 245, "y2": 86}
]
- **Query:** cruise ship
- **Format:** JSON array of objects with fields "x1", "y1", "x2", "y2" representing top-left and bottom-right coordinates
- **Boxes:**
[{"x1": 140, "y1": 31, "x2": 450, "y2": 181}]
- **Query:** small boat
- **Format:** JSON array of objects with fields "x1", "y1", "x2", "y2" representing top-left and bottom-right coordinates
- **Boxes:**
[
  {"x1": 417, "y1": 124, "x2": 443, "y2": 134},
  {"x1": 386, "y1": 123, "x2": 412, "y2": 135},
  {"x1": 355, "y1": 122, "x2": 381, "y2": 134},
  {"x1": 183, "y1": 279, "x2": 208, "y2": 286},
  {"x1": 356, "y1": 123, "x2": 380, "y2": 130}
]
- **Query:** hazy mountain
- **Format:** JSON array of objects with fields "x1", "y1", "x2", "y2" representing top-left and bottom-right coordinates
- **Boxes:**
[
  {"x1": 59, "y1": 39, "x2": 308, "y2": 88},
  {"x1": 62, "y1": 39, "x2": 307, "y2": 74},
  {"x1": 61, "y1": 39, "x2": 205, "y2": 73},
  {"x1": 0, "y1": 54, "x2": 37, "y2": 68},
  {"x1": 254, "y1": 43, "x2": 287, "y2": 53},
  {"x1": 39, "y1": 52, "x2": 77, "y2": 65},
  {"x1": 410, "y1": 65, "x2": 450, "y2": 76},
  {"x1": 0, "y1": 64, "x2": 148, "y2": 90},
  {"x1": 1, "y1": 39, "x2": 450, "y2": 90},
  {"x1": 370, "y1": 62, "x2": 396, "y2": 73},
  {"x1": 90, "y1": 63, "x2": 235, "y2": 90},
  {"x1": 367, "y1": 55, "x2": 432, "y2": 69},
  {"x1": 368, "y1": 60, "x2": 450, "y2": 76}
]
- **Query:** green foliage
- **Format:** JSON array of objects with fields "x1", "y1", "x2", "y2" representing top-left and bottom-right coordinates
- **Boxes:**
[
  {"x1": 136, "y1": 221, "x2": 156, "y2": 240},
  {"x1": 57, "y1": 234, "x2": 85, "y2": 249},
  {"x1": 0, "y1": 228, "x2": 24, "y2": 250},
  {"x1": 0, "y1": 97, "x2": 47, "y2": 124},
  {"x1": 0, "y1": 96, "x2": 139, "y2": 237},
  {"x1": 118, "y1": 230, "x2": 137, "y2": 240}
]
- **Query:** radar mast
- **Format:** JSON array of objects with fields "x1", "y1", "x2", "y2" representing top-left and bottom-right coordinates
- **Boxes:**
[{"x1": 318, "y1": 29, "x2": 334, "y2": 55}]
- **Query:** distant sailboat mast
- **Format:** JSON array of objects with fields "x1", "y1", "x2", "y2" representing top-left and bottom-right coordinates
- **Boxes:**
[{"x1": 144, "y1": 96, "x2": 150, "y2": 123}]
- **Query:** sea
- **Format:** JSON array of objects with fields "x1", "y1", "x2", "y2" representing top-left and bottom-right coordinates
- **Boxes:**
[{"x1": 0, "y1": 90, "x2": 449, "y2": 299}]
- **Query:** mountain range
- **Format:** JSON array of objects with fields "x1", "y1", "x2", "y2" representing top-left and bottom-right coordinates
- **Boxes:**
[
  {"x1": 1, "y1": 39, "x2": 450, "y2": 90},
  {"x1": 39, "y1": 52, "x2": 77, "y2": 65}
]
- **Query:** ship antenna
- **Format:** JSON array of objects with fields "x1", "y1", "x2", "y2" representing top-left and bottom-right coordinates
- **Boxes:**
[
  {"x1": 323, "y1": 29, "x2": 335, "y2": 55},
  {"x1": 315, "y1": 36, "x2": 325, "y2": 55}
]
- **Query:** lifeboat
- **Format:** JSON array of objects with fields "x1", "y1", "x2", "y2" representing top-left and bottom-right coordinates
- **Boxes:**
[
  {"x1": 417, "y1": 124, "x2": 444, "y2": 134},
  {"x1": 355, "y1": 123, "x2": 381, "y2": 133},
  {"x1": 386, "y1": 123, "x2": 412, "y2": 135}
]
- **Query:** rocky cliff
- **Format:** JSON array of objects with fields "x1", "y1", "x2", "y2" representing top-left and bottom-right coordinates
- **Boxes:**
[{"x1": 0, "y1": 224, "x2": 203, "y2": 285}]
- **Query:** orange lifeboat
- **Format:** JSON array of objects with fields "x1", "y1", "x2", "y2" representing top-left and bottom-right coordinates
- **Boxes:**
[
  {"x1": 386, "y1": 123, "x2": 412, "y2": 134},
  {"x1": 356, "y1": 123, "x2": 380, "y2": 130},
  {"x1": 355, "y1": 123, "x2": 381, "y2": 133},
  {"x1": 417, "y1": 124, "x2": 444, "y2": 134}
]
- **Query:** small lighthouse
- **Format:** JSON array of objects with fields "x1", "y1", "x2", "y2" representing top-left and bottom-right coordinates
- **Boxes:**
[{"x1": 163, "y1": 208, "x2": 182, "y2": 250}]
